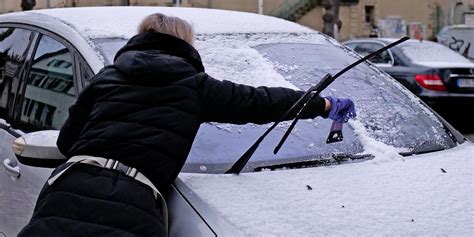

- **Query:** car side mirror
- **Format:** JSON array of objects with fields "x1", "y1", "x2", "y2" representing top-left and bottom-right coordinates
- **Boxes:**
[{"x1": 12, "y1": 130, "x2": 67, "y2": 168}]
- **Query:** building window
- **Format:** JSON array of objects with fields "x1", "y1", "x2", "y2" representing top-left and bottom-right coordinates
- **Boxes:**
[{"x1": 365, "y1": 5, "x2": 375, "y2": 24}]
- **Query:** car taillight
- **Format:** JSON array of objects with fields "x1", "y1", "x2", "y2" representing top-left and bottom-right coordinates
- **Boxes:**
[{"x1": 414, "y1": 74, "x2": 446, "y2": 91}]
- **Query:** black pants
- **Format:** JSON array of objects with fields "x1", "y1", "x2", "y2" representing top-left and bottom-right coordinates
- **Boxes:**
[{"x1": 18, "y1": 163, "x2": 166, "y2": 237}]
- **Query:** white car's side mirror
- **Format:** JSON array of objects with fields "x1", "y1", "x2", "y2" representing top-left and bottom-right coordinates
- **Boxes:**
[{"x1": 12, "y1": 130, "x2": 66, "y2": 168}]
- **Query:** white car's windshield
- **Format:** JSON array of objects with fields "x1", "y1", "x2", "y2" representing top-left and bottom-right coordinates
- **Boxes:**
[{"x1": 93, "y1": 33, "x2": 456, "y2": 173}]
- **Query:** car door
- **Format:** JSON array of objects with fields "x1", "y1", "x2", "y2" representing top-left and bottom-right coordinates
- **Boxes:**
[
  {"x1": 0, "y1": 28, "x2": 81, "y2": 236},
  {"x1": 0, "y1": 26, "x2": 43, "y2": 236}
]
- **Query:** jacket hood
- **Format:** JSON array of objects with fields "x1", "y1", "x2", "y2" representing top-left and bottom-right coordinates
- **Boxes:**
[{"x1": 113, "y1": 31, "x2": 205, "y2": 82}]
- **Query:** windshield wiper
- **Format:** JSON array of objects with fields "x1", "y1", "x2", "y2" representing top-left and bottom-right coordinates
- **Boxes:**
[
  {"x1": 272, "y1": 37, "x2": 410, "y2": 155},
  {"x1": 399, "y1": 141, "x2": 448, "y2": 157},
  {"x1": 254, "y1": 153, "x2": 374, "y2": 172}
]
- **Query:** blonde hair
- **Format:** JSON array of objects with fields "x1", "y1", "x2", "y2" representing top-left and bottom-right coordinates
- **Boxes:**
[{"x1": 138, "y1": 13, "x2": 195, "y2": 45}]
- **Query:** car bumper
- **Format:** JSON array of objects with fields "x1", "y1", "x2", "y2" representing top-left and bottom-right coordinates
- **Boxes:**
[{"x1": 419, "y1": 91, "x2": 474, "y2": 106}]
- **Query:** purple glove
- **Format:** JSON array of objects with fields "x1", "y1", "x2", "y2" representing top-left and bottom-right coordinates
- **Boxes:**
[{"x1": 325, "y1": 96, "x2": 357, "y2": 123}]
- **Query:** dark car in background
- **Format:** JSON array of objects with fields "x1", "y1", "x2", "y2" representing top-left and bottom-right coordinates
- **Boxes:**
[{"x1": 343, "y1": 38, "x2": 474, "y2": 131}]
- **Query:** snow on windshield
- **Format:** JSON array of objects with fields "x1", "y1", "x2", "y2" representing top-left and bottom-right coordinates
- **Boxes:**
[
  {"x1": 199, "y1": 43, "x2": 295, "y2": 89},
  {"x1": 398, "y1": 40, "x2": 474, "y2": 67},
  {"x1": 196, "y1": 33, "x2": 330, "y2": 89},
  {"x1": 93, "y1": 33, "x2": 323, "y2": 89},
  {"x1": 180, "y1": 142, "x2": 474, "y2": 236},
  {"x1": 93, "y1": 33, "x2": 456, "y2": 171},
  {"x1": 183, "y1": 33, "x2": 458, "y2": 173}
]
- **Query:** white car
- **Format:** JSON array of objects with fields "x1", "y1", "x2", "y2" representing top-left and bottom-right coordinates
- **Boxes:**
[
  {"x1": 437, "y1": 24, "x2": 474, "y2": 61},
  {"x1": 0, "y1": 7, "x2": 473, "y2": 236}
]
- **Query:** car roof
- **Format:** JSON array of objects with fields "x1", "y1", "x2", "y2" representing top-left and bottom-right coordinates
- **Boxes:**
[
  {"x1": 0, "y1": 6, "x2": 313, "y2": 39},
  {"x1": 0, "y1": 6, "x2": 314, "y2": 73}
]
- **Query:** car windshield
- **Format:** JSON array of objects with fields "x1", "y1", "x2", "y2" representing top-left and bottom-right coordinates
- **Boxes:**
[{"x1": 93, "y1": 33, "x2": 456, "y2": 173}]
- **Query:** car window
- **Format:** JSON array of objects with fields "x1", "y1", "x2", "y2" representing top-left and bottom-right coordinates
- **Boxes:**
[
  {"x1": 78, "y1": 56, "x2": 94, "y2": 86},
  {"x1": 0, "y1": 27, "x2": 34, "y2": 120},
  {"x1": 344, "y1": 43, "x2": 358, "y2": 50},
  {"x1": 92, "y1": 38, "x2": 127, "y2": 65},
  {"x1": 353, "y1": 42, "x2": 393, "y2": 65},
  {"x1": 18, "y1": 35, "x2": 76, "y2": 131}
]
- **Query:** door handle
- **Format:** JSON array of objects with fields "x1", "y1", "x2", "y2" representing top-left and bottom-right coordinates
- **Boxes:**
[{"x1": 3, "y1": 159, "x2": 20, "y2": 178}]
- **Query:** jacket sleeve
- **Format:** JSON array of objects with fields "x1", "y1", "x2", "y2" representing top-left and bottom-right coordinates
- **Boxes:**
[
  {"x1": 198, "y1": 74, "x2": 327, "y2": 124},
  {"x1": 56, "y1": 83, "x2": 95, "y2": 157}
]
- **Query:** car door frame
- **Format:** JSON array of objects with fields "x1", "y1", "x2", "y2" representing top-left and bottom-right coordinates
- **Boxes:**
[
  {"x1": 0, "y1": 24, "x2": 51, "y2": 236},
  {"x1": 0, "y1": 25, "x2": 38, "y2": 170}
]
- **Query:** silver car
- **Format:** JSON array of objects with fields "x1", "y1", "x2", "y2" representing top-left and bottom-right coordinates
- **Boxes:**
[{"x1": 1, "y1": 7, "x2": 472, "y2": 236}]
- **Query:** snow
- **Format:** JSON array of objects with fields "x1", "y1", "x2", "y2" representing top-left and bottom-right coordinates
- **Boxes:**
[
  {"x1": 349, "y1": 120, "x2": 405, "y2": 163},
  {"x1": 198, "y1": 42, "x2": 297, "y2": 89},
  {"x1": 94, "y1": 33, "x2": 331, "y2": 89},
  {"x1": 395, "y1": 39, "x2": 474, "y2": 66},
  {"x1": 29, "y1": 6, "x2": 313, "y2": 39},
  {"x1": 196, "y1": 33, "x2": 331, "y2": 89},
  {"x1": 180, "y1": 142, "x2": 474, "y2": 236}
]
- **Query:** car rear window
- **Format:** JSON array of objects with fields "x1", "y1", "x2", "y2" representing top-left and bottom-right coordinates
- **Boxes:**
[{"x1": 398, "y1": 40, "x2": 472, "y2": 64}]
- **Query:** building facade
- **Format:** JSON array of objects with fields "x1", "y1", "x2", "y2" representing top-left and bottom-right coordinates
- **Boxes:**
[{"x1": 1, "y1": 0, "x2": 473, "y2": 41}]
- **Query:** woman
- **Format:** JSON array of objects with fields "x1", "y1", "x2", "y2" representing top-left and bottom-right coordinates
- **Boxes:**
[{"x1": 19, "y1": 13, "x2": 355, "y2": 236}]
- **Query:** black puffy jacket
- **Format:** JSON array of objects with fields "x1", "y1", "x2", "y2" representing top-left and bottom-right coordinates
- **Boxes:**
[{"x1": 57, "y1": 31, "x2": 326, "y2": 191}]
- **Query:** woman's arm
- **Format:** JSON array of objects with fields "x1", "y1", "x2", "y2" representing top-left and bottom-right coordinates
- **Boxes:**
[{"x1": 198, "y1": 74, "x2": 329, "y2": 124}]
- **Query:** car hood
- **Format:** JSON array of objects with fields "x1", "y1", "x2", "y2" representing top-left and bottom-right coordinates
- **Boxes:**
[{"x1": 179, "y1": 142, "x2": 474, "y2": 236}]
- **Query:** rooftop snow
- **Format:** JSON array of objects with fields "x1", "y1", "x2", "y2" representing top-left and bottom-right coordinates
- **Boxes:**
[
  {"x1": 383, "y1": 38, "x2": 474, "y2": 67},
  {"x1": 28, "y1": 6, "x2": 313, "y2": 39}
]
